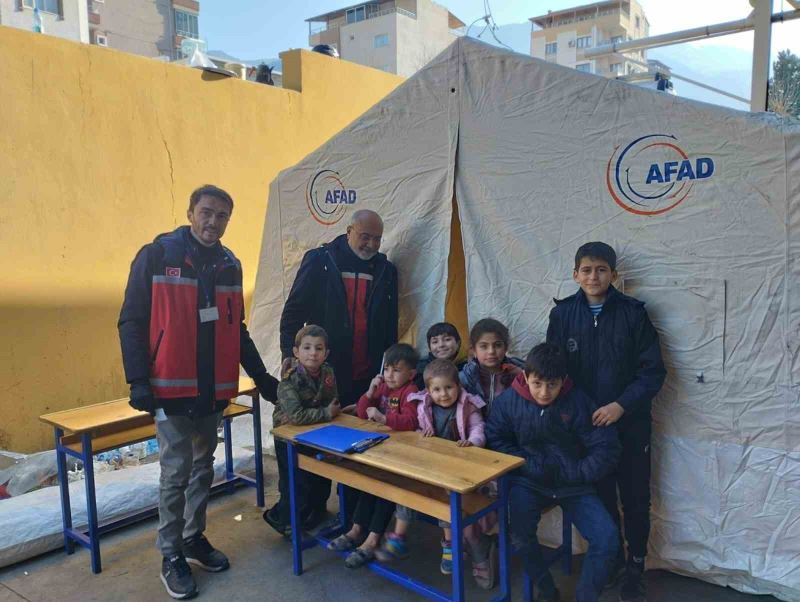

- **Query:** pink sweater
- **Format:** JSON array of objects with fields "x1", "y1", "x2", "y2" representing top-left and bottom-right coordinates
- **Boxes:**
[{"x1": 408, "y1": 389, "x2": 487, "y2": 447}]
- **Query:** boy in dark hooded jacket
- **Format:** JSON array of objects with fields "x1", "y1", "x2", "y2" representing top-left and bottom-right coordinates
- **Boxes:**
[{"x1": 486, "y1": 343, "x2": 620, "y2": 602}]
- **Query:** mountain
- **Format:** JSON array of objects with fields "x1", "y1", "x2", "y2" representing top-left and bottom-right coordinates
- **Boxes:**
[{"x1": 208, "y1": 50, "x2": 282, "y2": 71}]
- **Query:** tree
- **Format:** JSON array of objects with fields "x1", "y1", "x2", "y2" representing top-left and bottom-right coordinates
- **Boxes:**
[{"x1": 768, "y1": 49, "x2": 800, "y2": 117}]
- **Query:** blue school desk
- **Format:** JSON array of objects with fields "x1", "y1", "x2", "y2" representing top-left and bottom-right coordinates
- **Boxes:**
[
  {"x1": 272, "y1": 415, "x2": 524, "y2": 602},
  {"x1": 39, "y1": 377, "x2": 264, "y2": 574}
]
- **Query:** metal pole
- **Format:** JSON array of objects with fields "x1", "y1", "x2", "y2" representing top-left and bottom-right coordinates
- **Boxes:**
[
  {"x1": 583, "y1": 9, "x2": 799, "y2": 59},
  {"x1": 750, "y1": 0, "x2": 773, "y2": 111}
]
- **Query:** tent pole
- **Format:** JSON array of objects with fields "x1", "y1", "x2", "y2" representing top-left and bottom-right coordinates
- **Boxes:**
[{"x1": 749, "y1": 0, "x2": 772, "y2": 112}]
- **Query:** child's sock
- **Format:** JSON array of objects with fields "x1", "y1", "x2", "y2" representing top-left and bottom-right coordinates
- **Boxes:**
[{"x1": 440, "y1": 540, "x2": 453, "y2": 575}]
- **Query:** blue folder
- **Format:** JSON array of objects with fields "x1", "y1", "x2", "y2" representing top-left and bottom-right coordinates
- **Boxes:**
[{"x1": 294, "y1": 425, "x2": 389, "y2": 454}]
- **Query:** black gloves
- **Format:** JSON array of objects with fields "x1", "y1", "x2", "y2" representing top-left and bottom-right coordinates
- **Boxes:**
[
  {"x1": 129, "y1": 382, "x2": 158, "y2": 414},
  {"x1": 254, "y1": 372, "x2": 279, "y2": 403}
]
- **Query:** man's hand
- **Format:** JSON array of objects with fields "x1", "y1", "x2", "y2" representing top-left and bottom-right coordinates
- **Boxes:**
[
  {"x1": 592, "y1": 402, "x2": 624, "y2": 427},
  {"x1": 341, "y1": 404, "x2": 358, "y2": 415},
  {"x1": 366, "y1": 407, "x2": 386, "y2": 424},
  {"x1": 254, "y1": 372, "x2": 279, "y2": 403},
  {"x1": 129, "y1": 382, "x2": 157, "y2": 415},
  {"x1": 421, "y1": 426, "x2": 435, "y2": 437},
  {"x1": 457, "y1": 439, "x2": 473, "y2": 447},
  {"x1": 328, "y1": 399, "x2": 341, "y2": 418}
]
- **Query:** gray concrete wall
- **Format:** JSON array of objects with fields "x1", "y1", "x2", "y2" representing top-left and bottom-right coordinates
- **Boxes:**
[{"x1": 0, "y1": 0, "x2": 87, "y2": 42}]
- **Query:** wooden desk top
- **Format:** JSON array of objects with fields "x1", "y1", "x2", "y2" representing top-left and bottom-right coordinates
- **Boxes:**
[
  {"x1": 40, "y1": 376, "x2": 257, "y2": 434},
  {"x1": 272, "y1": 414, "x2": 523, "y2": 494}
]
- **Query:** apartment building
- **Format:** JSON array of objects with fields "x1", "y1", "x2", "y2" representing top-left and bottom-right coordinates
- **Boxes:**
[
  {"x1": 0, "y1": 0, "x2": 89, "y2": 42},
  {"x1": 530, "y1": 0, "x2": 649, "y2": 78},
  {"x1": 87, "y1": 0, "x2": 199, "y2": 59},
  {"x1": 306, "y1": 0, "x2": 464, "y2": 77},
  {"x1": 0, "y1": 0, "x2": 199, "y2": 60}
]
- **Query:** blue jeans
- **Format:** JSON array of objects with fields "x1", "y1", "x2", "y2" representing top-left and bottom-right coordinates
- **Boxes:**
[{"x1": 509, "y1": 485, "x2": 619, "y2": 602}]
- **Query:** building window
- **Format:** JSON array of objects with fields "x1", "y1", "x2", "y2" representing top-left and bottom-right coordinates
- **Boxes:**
[
  {"x1": 175, "y1": 10, "x2": 199, "y2": 38},
  {"x1": 576, "y1": 36, "x2": 592, "y2": 49},
  {"x1": 374, "y1": 34, "x2": 389, "y2": 48},
  {"x1": 545, "y1": 42, "x2": 557, "y2": 55},
  {"x1": 346, "y1": 6, "x2": 366, "y2": 24},
  {"x1": 95, "y1": 34, "x2": 108, "y2": 46},
  {"x1": 611, "y1": 35, "x2": 623, "y2": 44},
  {"x1": 575, "y1": 63, "x2": 592, "y2": 73},
  {"x1": 610, "y1": 62, "x2": 622, "y2": 74},
  {"x1": 23, "y1": 0, "x2": 60, "y2": 14},
  {"x1": 635, "y1": 16, "x2": 641, "y2": 29}
]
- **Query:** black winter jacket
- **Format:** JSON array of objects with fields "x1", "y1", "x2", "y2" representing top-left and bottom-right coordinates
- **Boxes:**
[
  {"x1": 546, "y1": 285, "x2": 666, "y2": 425},
  {"x1": 486, "y1": 374, "x2": 620, "y2": 498},
  {"x1": 279, "y1": 234, "x2": 398, "y2": 398},
  {"x1": 118, "y1": 226, "x2": 274, "y2": 415}
]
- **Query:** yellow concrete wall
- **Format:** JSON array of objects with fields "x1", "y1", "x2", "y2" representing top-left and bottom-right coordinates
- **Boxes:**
[{"x1": 0, "y1": 25, "x2": 402, "y2": 452}]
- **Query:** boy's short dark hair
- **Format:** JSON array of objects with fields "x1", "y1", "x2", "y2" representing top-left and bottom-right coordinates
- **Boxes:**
[
  {"x1": 426, "y1": 322, "x2": 461, "y2": 347},
  {"x1": 423, "y1": 359, "x2": 460, "y2": 386},
  {"x1": 189, "y1": 184, "x2": 234, "y2": 212},
  {"x1": 384, "y1": 343, "x2": 420, "y2": 369},
  {"x1": 524, "y1": 343, "x2": 567, "y2": 380},
  {"x1": 469, "y1": 318, "x2": 510, "y2": 348},
  {"x1": 574, "y1": 242, "x2": 617, "y2": 271},
  {"x1": 294, "y1": 324, "x2": 328, "y2": 347}
]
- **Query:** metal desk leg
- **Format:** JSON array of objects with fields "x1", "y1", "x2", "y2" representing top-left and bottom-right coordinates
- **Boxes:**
[
  {"x1": 497, "y1": 475, "x2": 512, "y2": 601},
  {"x1": 449, "y1": 491, "x2": 465, "y2": 602},
  {"x1": 337, "y1": 483, "x2": 347, "y2": 530},
  {"x1": 251, "y1": 392, "x2": 265, "y2": 508},
  {"x1": 81, "y1": 433, "x2": 101, "y2": 574},
  {"x1": 54, "y1": 428, "x2": 74, "y2": 555},
  {"x1": 287, "y1": 442, "x2": 303, "y2": 575},
  {"x1": 223, "y1": 417, "x2": 235, "y2": 493}
]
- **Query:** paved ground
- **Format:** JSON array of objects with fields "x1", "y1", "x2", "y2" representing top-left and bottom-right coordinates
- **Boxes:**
[{"x1": 0, "y1": 461, "x2": 780, "y2": 602}]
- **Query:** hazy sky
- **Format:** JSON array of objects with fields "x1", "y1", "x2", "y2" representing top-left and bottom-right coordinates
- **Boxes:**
[
  {"x1": 199, "y1": 1, "x2": 799, "y2": 109},
  {"x1": 200, "y1": 0, "x2": 798, "y2": 58}
]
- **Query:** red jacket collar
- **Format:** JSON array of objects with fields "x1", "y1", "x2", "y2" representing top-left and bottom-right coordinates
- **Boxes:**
[{"x1": 511, "y1": 372, "x2": 573, "y2": 407}]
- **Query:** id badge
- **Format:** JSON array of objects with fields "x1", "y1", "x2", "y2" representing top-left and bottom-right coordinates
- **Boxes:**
[{"x1": 199, "y1": 306, "x2": 219, "y2": 323}]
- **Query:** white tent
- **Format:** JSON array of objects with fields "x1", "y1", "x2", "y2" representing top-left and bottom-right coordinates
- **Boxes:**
[{"x1": 250, "y1": 38, "x2": 800, "y2": 600}]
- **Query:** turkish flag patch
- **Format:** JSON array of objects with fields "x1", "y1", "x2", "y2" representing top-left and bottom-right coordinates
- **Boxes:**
[{"x1": 166, "y1": 267, "x2": 181, "y2": 277}]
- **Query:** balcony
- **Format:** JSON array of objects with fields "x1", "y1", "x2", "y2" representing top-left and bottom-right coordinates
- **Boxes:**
[
  {"x1": 308, "y1": 4, "x2": 416, "y2": 46},
  {"x1": 533, "y1": 7, "x2": 629, "y2": 30}
]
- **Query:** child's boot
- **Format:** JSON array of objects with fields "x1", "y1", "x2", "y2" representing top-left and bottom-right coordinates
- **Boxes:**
[{"x1": 440, "y1": 539, "x2": 453, "y2": 575}]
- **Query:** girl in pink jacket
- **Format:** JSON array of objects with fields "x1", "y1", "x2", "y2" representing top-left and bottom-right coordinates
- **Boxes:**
[{"x1": 378, "y1": 359, "x2": 496, "y2": 590}]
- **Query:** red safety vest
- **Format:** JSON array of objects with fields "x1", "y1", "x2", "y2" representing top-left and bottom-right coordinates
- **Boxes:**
[{"x1": 148, "y1": 245, "x2": 242, "y2": 401}]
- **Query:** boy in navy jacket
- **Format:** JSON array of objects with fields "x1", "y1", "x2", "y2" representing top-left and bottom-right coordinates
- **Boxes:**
[
  {"x1": 487, "y1": 343, "x2": 620, "y2": 602},
  {"x1": 547, "y1": 242, "x2": 666, "y2": 601}
]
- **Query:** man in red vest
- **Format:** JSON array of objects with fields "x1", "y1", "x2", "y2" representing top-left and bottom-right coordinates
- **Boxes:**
[{"x1": 118, "y1": 185, "x2": 278, "y2": 600}]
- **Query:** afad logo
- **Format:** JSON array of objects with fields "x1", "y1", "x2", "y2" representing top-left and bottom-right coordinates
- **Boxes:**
[
  {"x1": 606, "y1": 134, "x2": 714, "y2": 216},
  {"x1": 306, "y1": 169, "x2": 357, "y2": 226}
]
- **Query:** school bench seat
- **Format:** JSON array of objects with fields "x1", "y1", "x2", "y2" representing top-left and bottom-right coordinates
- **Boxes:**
[{"x1": 39, "y1": 377, "x2": 263, "y2": 574}]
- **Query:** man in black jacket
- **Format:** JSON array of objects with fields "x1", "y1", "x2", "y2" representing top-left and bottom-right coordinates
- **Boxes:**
[
  {"x1": 279, "y1": 209, "x2": 398, "y2": 407},
  {"x1": 118, "y1": 185, "x2": 278, "y2": 600},
  {"x1": 547, "y1": 242, "x2": 666, "y2": 602},
  {"x1": 487, "y1": 343, "x2": 620, "y2": 602}
]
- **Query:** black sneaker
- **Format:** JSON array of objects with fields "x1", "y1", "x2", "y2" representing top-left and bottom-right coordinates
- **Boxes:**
[
  {"x1": 183, "y1": 535, "x2": 230, "y2": 573},
  {"x1": 619, "y1": 559, "x2": 646, "y2": 602},
  {"x1": 301, "y1": 506, "x2": 329, "y2": 531},
  {"x1": 263, "y1": 507, "x2": 291, "y2": 537},
  {"x1": 161, "y1": 554, "x2": 197, "y2": 600}
]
